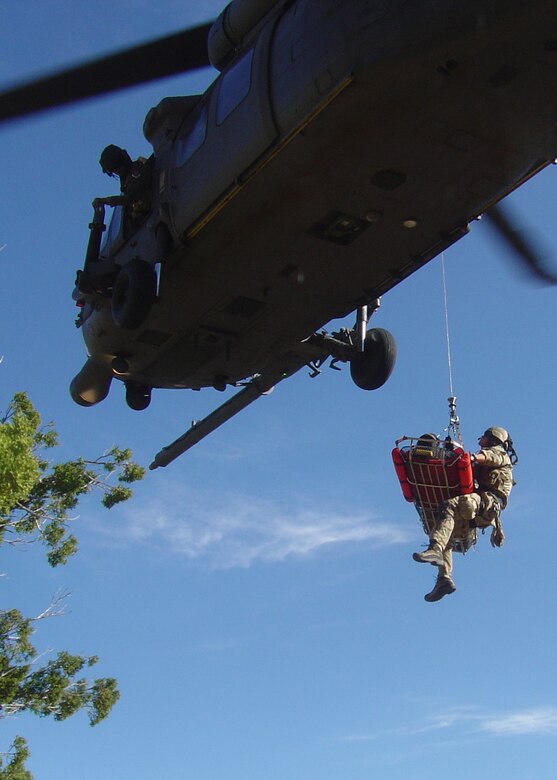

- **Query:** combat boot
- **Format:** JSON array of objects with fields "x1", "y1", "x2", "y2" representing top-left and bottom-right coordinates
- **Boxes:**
[
  {"x1": 424, "y1": 575, "x2": 456, "y2": 602},
  {"x1": 412, "y1": 543, "x2": 444, "y2": 567}
]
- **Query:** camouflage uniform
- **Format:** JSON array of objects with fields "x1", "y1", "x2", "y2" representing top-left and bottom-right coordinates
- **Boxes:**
[{"x1": 431, "y1": 444, "x2": 514, "y2": 578}]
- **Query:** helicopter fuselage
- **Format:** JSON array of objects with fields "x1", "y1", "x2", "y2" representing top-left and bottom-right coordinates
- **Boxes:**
[{"x1": 74, "y1": 0, "x2": 557, "y2": 405}]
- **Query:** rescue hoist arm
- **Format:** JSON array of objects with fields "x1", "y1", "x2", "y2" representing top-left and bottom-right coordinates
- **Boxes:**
[{"x1": 74, "y1": 201, "x2": 120, "y2": 302}]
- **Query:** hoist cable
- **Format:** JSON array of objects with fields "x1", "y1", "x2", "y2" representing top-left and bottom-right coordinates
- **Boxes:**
[
  {"x1": 440, "y1": 253, "x2": 463, "y2": 445},
  {"x1": 440, "y1": 252, "x2": 454, "y2": 399}
]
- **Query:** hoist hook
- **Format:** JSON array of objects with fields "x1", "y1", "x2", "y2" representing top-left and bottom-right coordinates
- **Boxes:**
[{"x1": 446, "y1": 395, "x2": 463, "y2": 446}]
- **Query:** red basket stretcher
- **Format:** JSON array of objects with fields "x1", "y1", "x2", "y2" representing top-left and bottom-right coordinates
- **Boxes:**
[{"x1": 392, "y1": 436, "x2": 476, "y2": 553}]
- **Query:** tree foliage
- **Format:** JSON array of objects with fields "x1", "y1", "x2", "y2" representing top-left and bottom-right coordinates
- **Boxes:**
[
  {"x1": 0, "y1": 391, "x2": 145, "y2": 566},
  {"x1": 0, "y1": 607, "x2": 119, "y2": 725},
  {"x1": 0, "y1": 392, "x2": 145, "y2": 775},
  {"x1": 0, "y1": 737, "x2": 33, "y2": 780}
]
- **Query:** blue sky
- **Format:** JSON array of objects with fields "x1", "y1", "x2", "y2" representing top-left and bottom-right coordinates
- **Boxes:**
[{"x1": 2, "y1": 2, "x2": 557, "y2": 778}]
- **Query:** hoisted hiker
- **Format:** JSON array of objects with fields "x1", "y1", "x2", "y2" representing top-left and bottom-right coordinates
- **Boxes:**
[{"x1": 413, "y1": 426, "x2": 518, "y2": 602}]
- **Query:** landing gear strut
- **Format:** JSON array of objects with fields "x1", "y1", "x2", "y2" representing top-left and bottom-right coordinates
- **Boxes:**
[
  {"x1": 355, "y1": 298, "x2": 380, "y2": 353},
  {"x1": 302, "y1": 298, "x2": 396, "y2": 391}
]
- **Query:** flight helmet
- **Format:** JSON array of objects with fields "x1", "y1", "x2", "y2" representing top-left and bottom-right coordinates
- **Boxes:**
[
  {"x1": 483, "y1": 426, "x2": 518, "y2": 464},
  {"x1": 100, "y1": 145, "x2": 132, "y2": 175},
  {"x1": 483, "y1": 427, "x2": 509, "y2": 446}
]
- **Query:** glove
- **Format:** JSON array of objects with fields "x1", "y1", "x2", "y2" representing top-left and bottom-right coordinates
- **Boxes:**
[
  {"x1": 93, "y1": 196, "x2": 123, "y2": 208},
  {"x1": 490, "y1": 523, "x2": 505, "y2": 548},
  {"x1": 104, "y1": 196, "x2": 124, "y2": 207}
]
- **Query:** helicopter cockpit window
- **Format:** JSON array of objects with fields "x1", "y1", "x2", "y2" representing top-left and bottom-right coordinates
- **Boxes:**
[
  {"x1": 99, "y1": 205, "x2": 124, "y2": 257},
  {"x1": 176, "y1": 103, "x2": 208, "y2": 167},
  {"x1": 216, "y1": 49, "x2": 254, "y2": 125}
]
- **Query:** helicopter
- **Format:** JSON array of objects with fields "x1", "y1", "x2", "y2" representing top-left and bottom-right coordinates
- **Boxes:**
[{"x1": 2, "y1": 0, "x2": 557, "y2": 469}]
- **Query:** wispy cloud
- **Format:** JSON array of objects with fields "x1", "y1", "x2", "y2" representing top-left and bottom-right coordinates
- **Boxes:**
[
  {"x1": 98, "y1": 486, "x2": 409, "y2": 569},
  {"x1": 481, "y1": 707, "x2": 557, "y2": 736},
  {"x1": 338, "y1": 705, "x2": 557, "y2": 743},
  {"x1": 338, "y1": 706, "x2": 478, "y2": 743}
]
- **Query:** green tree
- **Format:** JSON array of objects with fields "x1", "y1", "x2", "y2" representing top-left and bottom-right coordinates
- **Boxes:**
[
  {"x1": 0, "y1": 392, "x2": 145, "y2": 775},
  {"x1": 0, "y1": 737, "x2": 33, "y2": 780},
  {"x1": 0, "y1": 606, "x2": 119, "y2": 725},
  {"x1": 0, "y1": 392, "x2": 144, "y2": 565}
]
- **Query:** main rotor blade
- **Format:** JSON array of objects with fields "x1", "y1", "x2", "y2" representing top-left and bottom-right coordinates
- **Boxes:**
[
  {"x1": 484, "y1": 202, "x2": 557, "y2": 285},
  {"x1": 0, "y1": 22, "x2": 213, "y2": 124}
]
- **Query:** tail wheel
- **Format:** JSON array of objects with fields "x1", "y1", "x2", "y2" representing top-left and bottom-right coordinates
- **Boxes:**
[
  {"x1": 350, "y1": 327, "x2": 397, "y2": 390},
  {"x1": 111, "y1": 258, "x2": 156, "y2": 329}
]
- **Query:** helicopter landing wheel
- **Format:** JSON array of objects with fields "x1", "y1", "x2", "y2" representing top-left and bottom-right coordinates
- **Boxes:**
[
  {"x1": 125, "y1": 381, "x2": 152, "y2": 411},
  {"x1": 111, "y1": 258, "x2": 156, "y2": 329},
  {"x1": 350, "y1": 327, "x2": 397, "y2": 390}
]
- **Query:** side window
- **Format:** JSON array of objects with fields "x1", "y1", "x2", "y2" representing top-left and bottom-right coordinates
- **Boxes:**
[
  {"x1": 176, "y1": 104, "x2": 208, "y2": 167},
  {"x1": 100, "y1": 206, "x2": 124, "y2": 255},
  {"x1": 216, "y1": 49, "x2": 254, "y2": 125}
]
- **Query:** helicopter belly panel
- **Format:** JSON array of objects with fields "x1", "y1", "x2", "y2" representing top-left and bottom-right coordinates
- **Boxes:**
[
  {"x1": 74, "y1": 0, "x2": 557, "y2": 398},
  {"x1": 125, "y1": 0, "x2": 557, "y2": 390}
]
